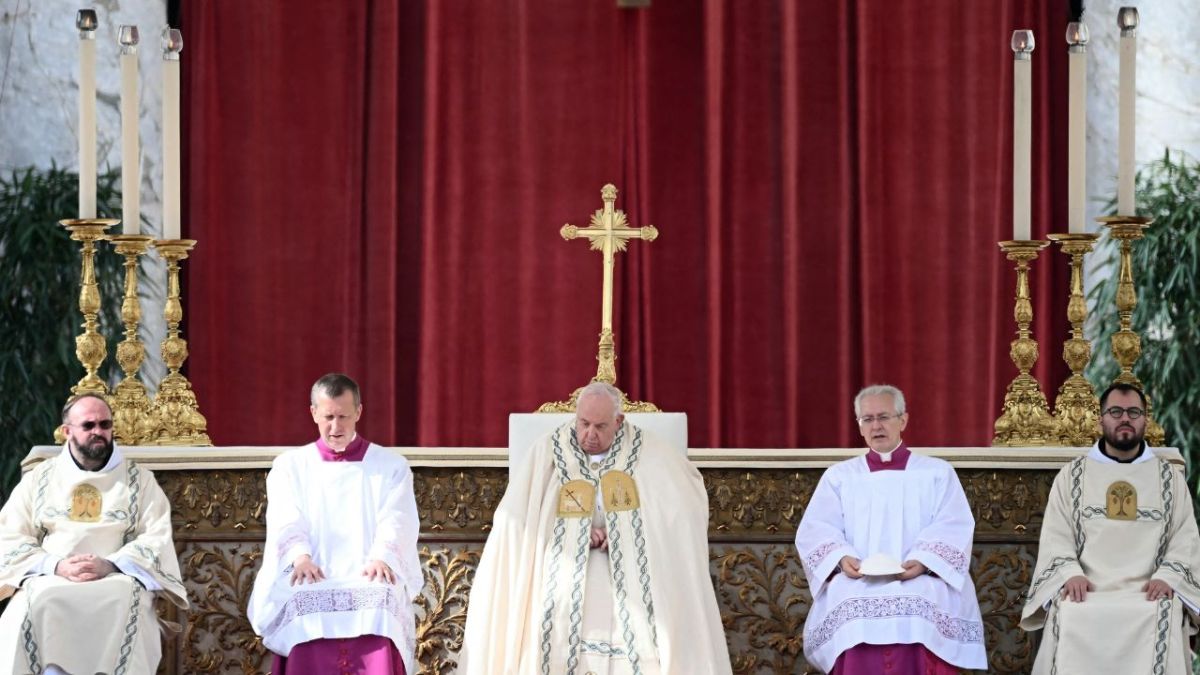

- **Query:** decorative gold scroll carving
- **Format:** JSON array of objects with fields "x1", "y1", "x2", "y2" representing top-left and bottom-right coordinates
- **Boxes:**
[
  {"x1": 958, "y1": 470, "x2": 1054, "y2": 537},
  {"x1": 971, "y1": 545, "x2": 1038, "y2": 673},
  {"x1": 712, "y1": 546, "x2": 810, "y2": 674},
  {"x1": 707, "y1": 470, "x2": 816, "y2": 537},
  {"x1": 164, "y1": 470, "x2": 267, "y2": 534},
  {"x1": 414, "y1": 545, "x2": 482, "y2": 675},
  {"x1": 179, "y1": 543, "x2": 268, "y2": 674},
  {"x1": 413, "y1": 469, "x2": 506, "y2": 534}
]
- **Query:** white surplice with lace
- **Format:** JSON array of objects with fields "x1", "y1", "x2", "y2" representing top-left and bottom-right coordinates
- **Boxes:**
[
  {"x1": 795, "y1": 452, "x2": 987, "y2": 672},
  {"x1": 248, "y1": 444, "x2": 422, "y2": 675}
]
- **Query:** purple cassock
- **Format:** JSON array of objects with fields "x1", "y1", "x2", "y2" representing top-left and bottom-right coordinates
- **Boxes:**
[{"x1": 271, "y1": 634, "x2": 405, "y2": 675}]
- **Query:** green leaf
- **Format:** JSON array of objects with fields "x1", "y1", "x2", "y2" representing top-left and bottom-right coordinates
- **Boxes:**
[{"x1": 0, "y1": 166, "x2": 126, "y2": 501}]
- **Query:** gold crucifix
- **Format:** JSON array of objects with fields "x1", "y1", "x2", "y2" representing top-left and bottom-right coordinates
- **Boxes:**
[
  {"x1": 537, "y1": 184, "x2": 660, "y2": 413},
  {"x1": 560, "y1": 184, "x2": 657, "y2": 385}
]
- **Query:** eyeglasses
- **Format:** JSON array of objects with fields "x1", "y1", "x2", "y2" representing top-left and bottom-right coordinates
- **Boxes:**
[
  {"x1": 1102, "y1": 406, "x2": 1145, "y2": 420},
  {"x1": 857, "y1": 413, "x2": 901, "y2": 426},
  {"x1": 69, "y1": 420, "x2": 113, "y2": 431}
]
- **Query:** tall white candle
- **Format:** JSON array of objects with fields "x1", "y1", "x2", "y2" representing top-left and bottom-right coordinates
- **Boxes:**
[
  {"x1": 77, "y1": 10, "x2": 98, "y2": 219},
  {"x1": 119, "y1": 26, "x2": 140, "y2": 235},
  {"x1": 162, "y1": 28, "x2": 183, "y2": 240},
  {"x1": 1117, "y1": 7, "x2": 1138, "y2": 216},
  {"x1": 1012, "y1": 30, "x2": 1034, "y2": 241},
  {"x1": 1067, "y1": 22, "x2": 1089, "y2": 233}
]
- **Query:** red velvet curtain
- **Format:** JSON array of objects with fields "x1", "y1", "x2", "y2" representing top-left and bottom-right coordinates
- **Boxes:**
[{"x1": 182, "y1": 0, "x2": 1071, "y2": 450}]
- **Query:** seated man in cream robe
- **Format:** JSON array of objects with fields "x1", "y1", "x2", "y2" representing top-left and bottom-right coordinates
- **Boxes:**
[
  {"x1": 0, "y1": 394, "x2": 188, "y2": 675},
  {"x1": 1021, "y1": 383, "x2": 1200, "y2": 674},
  {"x1": 461, "y1": 381, "x2": 731, "y2": 674},
  {"x1": 248, "y1": 373, "x2": 423, "y2": 675},
  {"x1": 795, "y1": 384, "x2": 987, "y2": 674}
]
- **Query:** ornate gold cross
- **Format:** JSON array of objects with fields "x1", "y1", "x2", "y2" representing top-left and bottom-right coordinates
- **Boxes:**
[{"x1": 560, "y1": 184, "x2": 657, "y2": 386}]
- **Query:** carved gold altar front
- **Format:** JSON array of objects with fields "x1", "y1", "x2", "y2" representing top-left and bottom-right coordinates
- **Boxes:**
[{"x1": 19, "y1": 446, "x2": 1109, "y2": 674}]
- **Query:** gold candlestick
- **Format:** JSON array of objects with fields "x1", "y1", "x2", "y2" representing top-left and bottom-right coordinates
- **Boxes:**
[
  {"x1": 1047, "y1": 233, "x2": 1101, "y2": 445},
  {"x1": 1097, "y1": 215, "x2": 1166, "y2": 446},
  {"x1": 62, "y1": 218, "x2": 118, "y2": 395},
  {"x1": 109, "y1": 234, "x2": 155, "y2": 445},
  {"x1": 145, "y1": 239, "x2": 211, "y2": 445},
  {"x1": 992, "y1": 240, "x2": 1056, "y2": 446},
  {"x1": 54, "y1": 218, "x2": 118, "y2": 444}
]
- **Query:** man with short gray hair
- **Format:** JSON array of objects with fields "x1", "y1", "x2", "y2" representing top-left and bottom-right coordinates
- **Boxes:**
[
  {"x1": 795, "y1": 385, "x2": 986, "y2": 673},
  {"x1": 462, "y1": 381, "x2": 731, "y2": 674}
]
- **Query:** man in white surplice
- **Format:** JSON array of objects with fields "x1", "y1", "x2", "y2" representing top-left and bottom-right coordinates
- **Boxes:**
[
  {"x1": 461, "y1": 381, "x2": 731, "y2": 675},
  {"x1": 795, "y1": 385, "x2": 986, "y2": 674},
  {"x1": 0, "y1": 394, "x2": 188, "y2": 675},
  {"x1": 248, "y1": 374, "x2": 423, "y2": 674},
  {"x1": 1021, "y1": 383, "x2": 1200, "y2": 674}
]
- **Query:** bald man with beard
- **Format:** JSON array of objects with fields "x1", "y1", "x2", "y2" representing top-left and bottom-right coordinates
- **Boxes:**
[{"x1": 0, "y1": 394, "x2": 187, "y2": 675}]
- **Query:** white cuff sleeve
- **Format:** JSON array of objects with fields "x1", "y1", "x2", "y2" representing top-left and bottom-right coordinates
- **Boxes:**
[
  {"x1": 30, "y1": 553, "x2": 61, "y2": 578},
  {"x1": 109, "y1": 555, "x2": 163, "y2": 592}
]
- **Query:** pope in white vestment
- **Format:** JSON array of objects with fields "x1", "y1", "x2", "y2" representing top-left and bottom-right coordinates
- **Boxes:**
[
  {"x1": 461, "y1": 382, "x2": 731, "y2": 675},
  {"x1": 795, "y1": 385, "x2": 986, "y2": 674},
  {"x1": 0, "y1": 395, "x2": 187, "y2": 675},
  {"x1": 248, "y1": 375, "x2": 423, "y2": 675},
  {"x1": 1021, "y1": 385, "x2": 1200, "y2": 675}
]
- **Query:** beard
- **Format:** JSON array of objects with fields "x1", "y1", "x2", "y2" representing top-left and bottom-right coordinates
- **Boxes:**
[
  {"x1": 1103, "y1": 424, "x2": 1143, "y2": 452},
  {"x1": 72, "y1": 435, "x2": 113, "y2": 463}
]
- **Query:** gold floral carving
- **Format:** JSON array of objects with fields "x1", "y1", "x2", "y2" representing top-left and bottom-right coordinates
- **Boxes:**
[
  {"x1": 712, "y1": 546, "x2": 811, "y2": 674},
  {"x1": 414, "y1": 545, "x2": 481, "y2": 675},
  {"x1": 707, "y1": 470, "x2": 817, "y2": 537},
  {"x1": 162, "y1": 470, "x2": 267, "y2": 534},
  {"x1": 971, "y1": 545, "x2": 1038, "y2": 673},
  {"x1": 414, "y1": 469, "x2": 506, "y2": 534},
  {"x1": 178, "y1": 543, "x2": 268, "y2": 674},
  {"x1": 958, "y1": 470, "x2": 1054, "y2": 536}
]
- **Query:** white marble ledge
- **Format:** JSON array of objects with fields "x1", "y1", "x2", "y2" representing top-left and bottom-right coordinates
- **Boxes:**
[{"x1": 24, "y1": 445, "x2": 1185, "y2": 473}]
